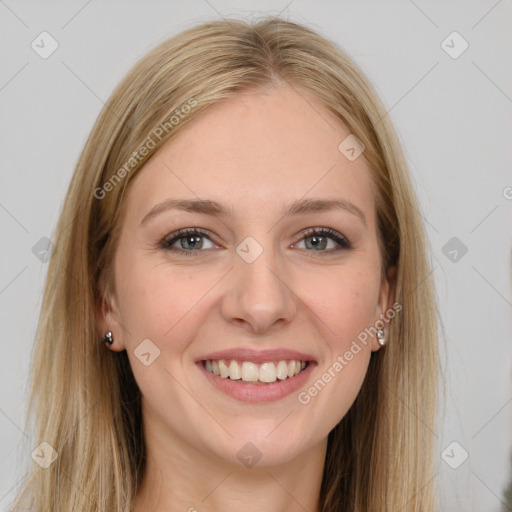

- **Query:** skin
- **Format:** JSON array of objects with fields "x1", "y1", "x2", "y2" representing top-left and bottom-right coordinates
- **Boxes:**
[{"x1": 96, "y1": 84, "x2": 395, "y2": 512}]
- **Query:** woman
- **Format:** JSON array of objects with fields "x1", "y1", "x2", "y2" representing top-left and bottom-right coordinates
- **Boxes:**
[{"x1": 11, "y1": 16, "x2": 439, "y2": 512}]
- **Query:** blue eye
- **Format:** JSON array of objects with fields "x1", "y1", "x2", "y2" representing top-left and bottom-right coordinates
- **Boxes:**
[
  {"x1": 297, "y1": 227, "x2": 351, "y2": 252},
  {"x1": 159, "y1": 227, "x2": 352, "y2": 257},
  {"x1": 159, "y1": 228, "x2": 216, "y2": 256}
]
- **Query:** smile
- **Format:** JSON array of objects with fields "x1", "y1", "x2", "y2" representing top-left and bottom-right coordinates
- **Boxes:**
[
  {"x1": 197, "y1": 358, "x2": 316, "y2": 403},
  {"x1": 204, "y1": 359, "x2": 308, "y2": 384}
]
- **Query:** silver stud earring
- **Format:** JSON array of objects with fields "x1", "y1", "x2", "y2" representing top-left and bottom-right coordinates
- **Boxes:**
[
  {"x1": 376, "y1": 328, "x2": 386, "y2": 346},
  {"x1": 103, "y1": 331, "x2": 114, "y2": 346}
]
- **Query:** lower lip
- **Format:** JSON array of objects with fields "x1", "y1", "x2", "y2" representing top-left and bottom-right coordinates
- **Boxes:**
[{"x1": 196, "y1": 361, "x2": 316, "y2": 403}]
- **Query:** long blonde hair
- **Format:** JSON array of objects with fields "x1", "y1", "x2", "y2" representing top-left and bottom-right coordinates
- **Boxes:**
[{"x1": 10, "y1": 16, "x2": 439, "y2": 512}]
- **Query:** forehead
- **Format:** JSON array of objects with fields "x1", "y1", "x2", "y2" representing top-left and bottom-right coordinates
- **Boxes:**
[{"x1": 125, "y1": 85, "x2": 376, "y2": 226}]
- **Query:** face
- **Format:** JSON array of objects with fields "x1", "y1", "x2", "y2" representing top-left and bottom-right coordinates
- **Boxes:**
[{"x1": 97, "y1": 85, "x2": 394, "y2": 468}]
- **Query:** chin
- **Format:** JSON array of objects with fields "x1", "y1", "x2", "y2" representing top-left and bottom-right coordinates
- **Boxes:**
[{"x1": 205, "y1": 428, "x2": 316, "y2": 469}]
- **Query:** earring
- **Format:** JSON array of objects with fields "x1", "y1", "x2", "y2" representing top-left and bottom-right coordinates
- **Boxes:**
[
  {"x1": 376, "y1": 328, "x2": 386, "y2": 346},
  {"x1": 103, "y1": 331, "x2": 114, "y2": 346}
]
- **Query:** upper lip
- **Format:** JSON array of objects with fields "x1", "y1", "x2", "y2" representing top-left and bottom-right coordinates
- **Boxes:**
[{"x1": 196, "y1": 348, "x2": 317, "y2": 365}]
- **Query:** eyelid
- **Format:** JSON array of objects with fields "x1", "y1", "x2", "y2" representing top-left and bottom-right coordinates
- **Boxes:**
[
  {"x1": 159, "y1": 227, "x2": 218, "y2": 250},
  {"x1": 159, "y1": 226, "x2": 352, "y2": 255},
  {"x1": 297, "y1": 227, "x2": 351, "y2": 248}
]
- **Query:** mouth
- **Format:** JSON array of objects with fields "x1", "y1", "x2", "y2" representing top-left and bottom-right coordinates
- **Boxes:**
[
  {"x1": 196, "y1": 357, "x2": 316, "y2": 403},
  {"x1": 202, "y1": 358, "x2": 309, "y2": 385}
]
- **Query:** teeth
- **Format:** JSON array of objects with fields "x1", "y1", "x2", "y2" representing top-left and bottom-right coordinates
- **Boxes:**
[
  {"x1": 276, "y1": 360, "x2": 289, "y2": 379},
  {"x1": 218, "y1": 360, "x2": 229, "y2": 378},
  {"x1": 241, "y1": 362, "x2": 259, "y2": 382},
  {"x1": 203, "y1": 359, "x2": 308, "y2": 383},
  {"x1": 229, "y1": 360, "x2": 241, "y2": 380},
  {"x1": 259, "y1": 362, "x2": 276, "y2": 383}
]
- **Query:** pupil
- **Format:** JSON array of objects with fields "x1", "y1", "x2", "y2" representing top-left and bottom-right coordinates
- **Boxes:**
[
  {"x1": 307, "y1": 235, "x2": 326, "y2": 250},
  {"x1": 183, "y1": 235, "x2": 202, "y2": 250}
]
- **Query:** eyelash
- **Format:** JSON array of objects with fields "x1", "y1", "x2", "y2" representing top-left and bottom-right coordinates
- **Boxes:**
[{"x1": 158, "y1": 227, "x2": 352, "y2": 257}]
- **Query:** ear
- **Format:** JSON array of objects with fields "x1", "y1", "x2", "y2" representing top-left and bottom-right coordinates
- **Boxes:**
[
  {"x1": 370, "y1": 265, "x2": 397, "y2": 352},
  {"x1": 95, "y1": 273, "x2": 126, "y2": 352}
]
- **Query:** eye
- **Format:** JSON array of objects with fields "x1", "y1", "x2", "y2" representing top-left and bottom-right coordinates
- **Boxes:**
[
  {"x1": 158, "y1": 227, "x2": 352, "y2": 257},
  {"x1": 159, "y1": 228, "x2": 217, "y2": 256},
  {"x1": 294, "y1": 228, "x2": 352, "y2": 254}
]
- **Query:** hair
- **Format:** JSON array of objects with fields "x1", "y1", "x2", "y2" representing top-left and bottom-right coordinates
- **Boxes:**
[{"x1": 10, "y1": 15, "x2": 439, "y2": 512}]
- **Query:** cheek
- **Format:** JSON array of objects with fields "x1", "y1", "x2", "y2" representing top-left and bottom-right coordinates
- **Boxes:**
[
  {"x1": 295, "y1": 268, "x2": 379, "y2": 425},
  {"x1": 115, "y1": 254, "x2": 220, "y2": 357},
  {"x1": 115, "y1": 259, "x2": 205, "y2": 400},
  {"x1": 304, "y1": 265, "x2": 381, "y2": 349}
]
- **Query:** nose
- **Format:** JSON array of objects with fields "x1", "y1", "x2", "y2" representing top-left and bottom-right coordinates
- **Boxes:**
[{"x1": 220, "y1": 239, "x2": 297, "y2": 335}]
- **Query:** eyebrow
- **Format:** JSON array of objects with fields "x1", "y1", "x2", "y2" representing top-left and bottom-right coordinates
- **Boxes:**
[{"x1": 140, "y1": 197, "x2": 366, "y2": 226}]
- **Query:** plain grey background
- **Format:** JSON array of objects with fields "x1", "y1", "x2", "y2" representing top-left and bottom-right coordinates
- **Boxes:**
[{"x1": 1, "y1": 1, "x2": 511, "y2": 510}]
